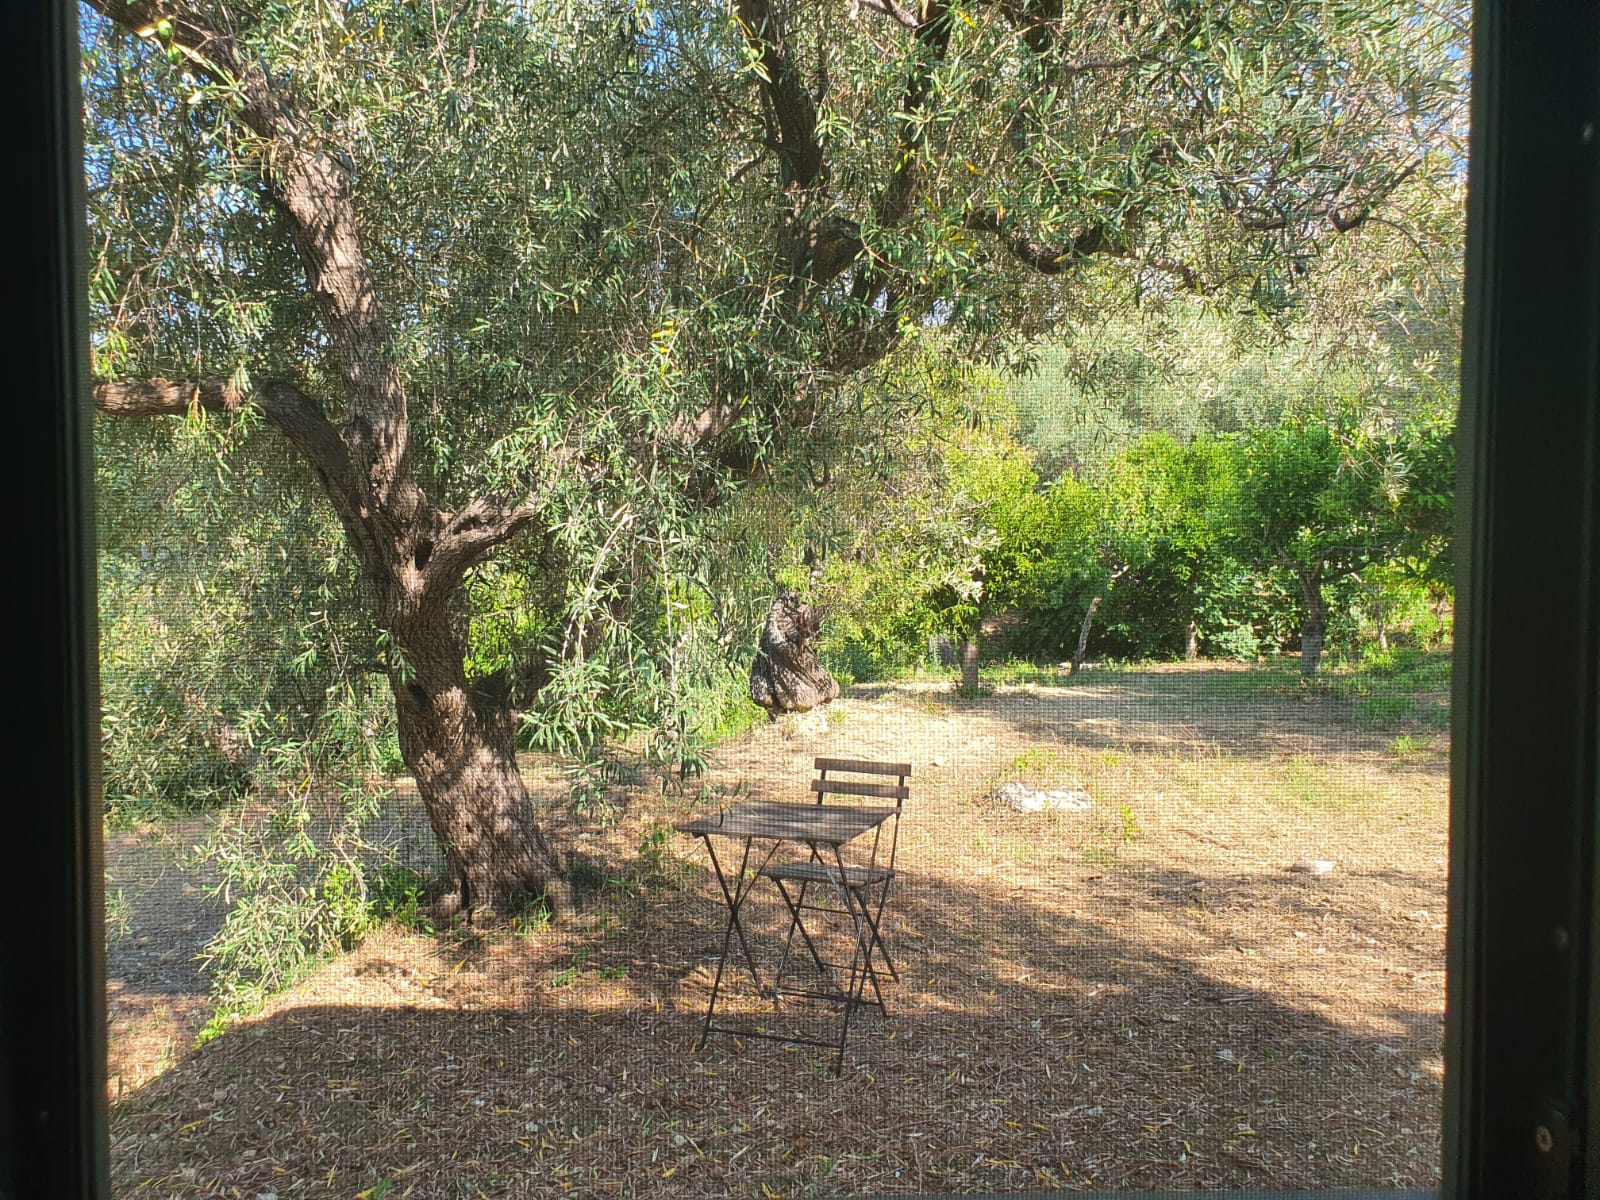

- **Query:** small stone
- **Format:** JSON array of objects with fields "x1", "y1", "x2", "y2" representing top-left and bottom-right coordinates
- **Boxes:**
[
  {"x1": 1291, "y1": 859, "x2": 1336, "y2": 874},
  {"x1": 998, "y1": 781, "x2": 1092, "y2": 812}
]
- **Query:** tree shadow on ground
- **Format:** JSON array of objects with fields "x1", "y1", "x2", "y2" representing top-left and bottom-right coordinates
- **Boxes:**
[{"x1": 109, "y1": 856, "x2": 1444, "y2": 1200}]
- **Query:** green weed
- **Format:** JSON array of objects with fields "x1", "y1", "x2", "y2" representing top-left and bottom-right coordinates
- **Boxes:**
[
  {"x1": 512, "y1": 897, "x2": 552, "y2": 938},
  {"x1": 195, "y1": 1010, "x2": 232, "y2": 1047},
  {"x1": 1332, "y1": 646, "x2": 1452, "y2": 730},
  {"x1": 981, "y1": 660, "x2": 1070, "y2": 687},
  {"x1": 1010, "y1": 746, "x2": 1066, "y2": 776},
  {"x1": 104, "y1": 888, "x2": 132, "y2": 941},
  {"x1": 371, "y1": 865, "x2": 433, "y2": 933},
  {"x1": 633, "y1": 818, "x2": 693, "y2": 892},
  {"x1": 550, "y1": 946, "x2": 589, "y2": 988},
  {"x1": 1354, "y1": 693, "x2": 1413, "y2": 726}
]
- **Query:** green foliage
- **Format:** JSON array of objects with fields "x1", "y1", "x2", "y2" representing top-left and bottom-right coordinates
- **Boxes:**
[
  {"x1": 1005, "y1": 746, "x2": 1068, "y2": 783},
  {"x1": 796, "y1": 344, "x2": 1455, "y2": 676},
  {"x1": 191, "y1": 683, "x2": 432, "y2": 1029},
  {"x1": 633, "y1": 818, "x2": 695, "y2": 893},
  {"x1": 511, "y1": 898, "x2": 554, "y2": 939},
  {"x1": 369, "y1": 865, "x2": 434, "y2": 933},
  {"x1": 83, "y1": 0, "x2": 1465, "y2": 927},
  {"x1": 104, "y1": 888, "x2": 132, "y2": 942},
  {"x1": 1207, "y1": 622, "x2": 1263, "y2": 663},
  {"x1": 95, "y1": 415, "x2": 393, "y2": 821},
  {"x1": 1330, "y1": 646, "x2": 1453, "y2": 729}
]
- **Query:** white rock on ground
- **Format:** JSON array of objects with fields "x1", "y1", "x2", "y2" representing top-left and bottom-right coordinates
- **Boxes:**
[
  {"x1": 1291, "y1": 859, "x2": 1336, "y2": 874},
  {"x1": 997, "y1": 781, "x2": 1093, "y2": 812}
]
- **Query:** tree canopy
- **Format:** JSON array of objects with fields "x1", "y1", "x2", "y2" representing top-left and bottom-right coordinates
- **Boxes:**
[{"x1": 83, "y1": 0, "x2": 1467, "y2": 915}]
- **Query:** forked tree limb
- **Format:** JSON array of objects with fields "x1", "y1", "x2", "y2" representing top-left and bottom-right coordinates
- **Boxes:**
[
  {"x1": 84, "y1": 0, "x2": 416, "y2": 517},
  {"x1": 92, "y1": 375, "x2": 379, "y2": 554}
]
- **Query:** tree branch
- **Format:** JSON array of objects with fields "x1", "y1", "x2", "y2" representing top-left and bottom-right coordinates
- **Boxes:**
[
  {"x1": 94, "y1": 376, "x2": 248, "y2": 418},
  {"x1": 93, "y1": 375, "x2": 367, "y2": 531},
  {"x1": 962, "y1": 209, "x2": 1204, "y2": 292},
  {"x1": 851, "y1": 0, "x2": 920, "y2": 29},
  {"x1": 873, "y1": 1, "x2": 954, "y2": 230},
  {"x1": 734, "y1": 0, "x2": 827, "y2": 188},
  {"x1": 85, "y1": 0, "x2": 417, "y2": 518},
  {"x1": 429, "y1": 497, "x2": 539, "y2": 582}
]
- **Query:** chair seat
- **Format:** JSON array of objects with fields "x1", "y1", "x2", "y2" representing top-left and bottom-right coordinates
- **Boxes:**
[{"x1": 762, "y1": 860, "x2": 896, "y2": 887}]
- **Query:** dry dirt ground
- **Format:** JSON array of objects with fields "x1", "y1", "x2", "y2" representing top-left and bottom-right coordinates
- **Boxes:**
[{"x1": 106, "y1": 663, "x2": 1449, "y2": 1198}]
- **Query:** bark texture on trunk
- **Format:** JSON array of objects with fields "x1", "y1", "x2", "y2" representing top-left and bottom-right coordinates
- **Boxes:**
[
  {"x1": 390, "y1": 596, "x2": 569, "y2": 918},
  {"x1": 1299, "y1": 573, "x2": 1328, "y2": 677},
  {"x1": 958, "y1": 637, "x2": 981, "y2": 691},
  {"x1": 750, "y1": 593, "x2": 839, "y2": 713}
]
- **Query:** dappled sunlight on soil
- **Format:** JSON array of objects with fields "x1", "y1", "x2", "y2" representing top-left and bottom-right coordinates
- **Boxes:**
[{"x1": 106, "y1": 663, "x2": 1448, "y2": 1196}]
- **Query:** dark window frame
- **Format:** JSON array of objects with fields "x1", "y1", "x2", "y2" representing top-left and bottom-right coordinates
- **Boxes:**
[{"x1": 6, "y1": 1, "x2": 1598, "y2": 1197}]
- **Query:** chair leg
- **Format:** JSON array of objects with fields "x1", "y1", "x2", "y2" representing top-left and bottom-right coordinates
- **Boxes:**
[
  {"x1": 864, "y1": 882, "x2": 899, "y2": 982},
  {"x1": 772, "y1": 877, "x2": 833, "y2": 997}
]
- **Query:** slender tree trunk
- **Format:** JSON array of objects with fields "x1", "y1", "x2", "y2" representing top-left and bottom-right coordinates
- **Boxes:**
[
  {"x1": 958, "y1": 637, "x2": 981, "y2": 691},
  {"x1": 1070, "y1": 597, "x2": 1102, "y2": 675},
  {"x1": 1300, "y1": 573, "x2": 1328, "y2": 676}
]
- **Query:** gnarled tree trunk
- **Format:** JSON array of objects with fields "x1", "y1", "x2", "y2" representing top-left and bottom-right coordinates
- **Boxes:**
[
  {"x1": 750, "y1": 592, "x2": 839, "y2": 714},
  {"x1": 389, "y1": 596, "x2": 569, "y2": 920}
]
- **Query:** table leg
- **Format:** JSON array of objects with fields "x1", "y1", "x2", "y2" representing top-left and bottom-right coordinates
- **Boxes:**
[
  {"x1": 696, "y1": 835, "x2": 778, "y2": 1053},
  {"x1": 703, "y1": 834, "x2": 770, "y2": 986},
  {"x1": 861, "y1": 884, "x2": 899, "y2": 982}
]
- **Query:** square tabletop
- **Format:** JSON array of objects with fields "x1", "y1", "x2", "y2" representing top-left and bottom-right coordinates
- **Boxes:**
[{"x1": 676, "y1": 800, "x2": 897, "y2": 846}]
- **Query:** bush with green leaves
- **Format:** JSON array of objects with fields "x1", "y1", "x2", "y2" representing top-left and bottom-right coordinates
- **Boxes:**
[
  {"x1": 193, "y1": 681, "x2": 435, "y2": 1033},
  {"x1": 96, "y1": 417, "x2": 387, "y2": 820}
]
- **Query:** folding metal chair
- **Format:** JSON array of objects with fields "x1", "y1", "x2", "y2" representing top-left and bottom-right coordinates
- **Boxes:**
[{"x1": 760, "y1": 757, "x2": 910, "y2": 1013}]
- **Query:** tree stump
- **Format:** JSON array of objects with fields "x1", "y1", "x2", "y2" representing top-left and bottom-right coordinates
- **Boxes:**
[{"x1": 750, "y1": 592, "x2": 840, "y2": 714}]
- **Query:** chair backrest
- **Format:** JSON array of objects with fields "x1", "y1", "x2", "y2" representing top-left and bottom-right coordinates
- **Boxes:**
[
  {"x1": 810, "y1": 758, "x2": 912, "y2": 874},
  {"x1": 810, "y1": 757, "x2": 912, "y2": 809}
]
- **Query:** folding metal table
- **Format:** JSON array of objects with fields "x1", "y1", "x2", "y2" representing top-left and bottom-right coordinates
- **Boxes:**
[{"x1": 676, "y1": 799, "x2": 898, "y2": 1072}]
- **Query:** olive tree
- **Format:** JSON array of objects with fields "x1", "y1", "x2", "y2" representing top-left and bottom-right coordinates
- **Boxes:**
[{"x1": 83, "y1": 0, "x2": 1463, "y2": 914}]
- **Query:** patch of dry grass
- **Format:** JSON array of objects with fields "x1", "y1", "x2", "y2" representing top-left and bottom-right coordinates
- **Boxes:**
[{"x1": 107, "y1": 663, "x2": 1447, "y2": 1197}]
